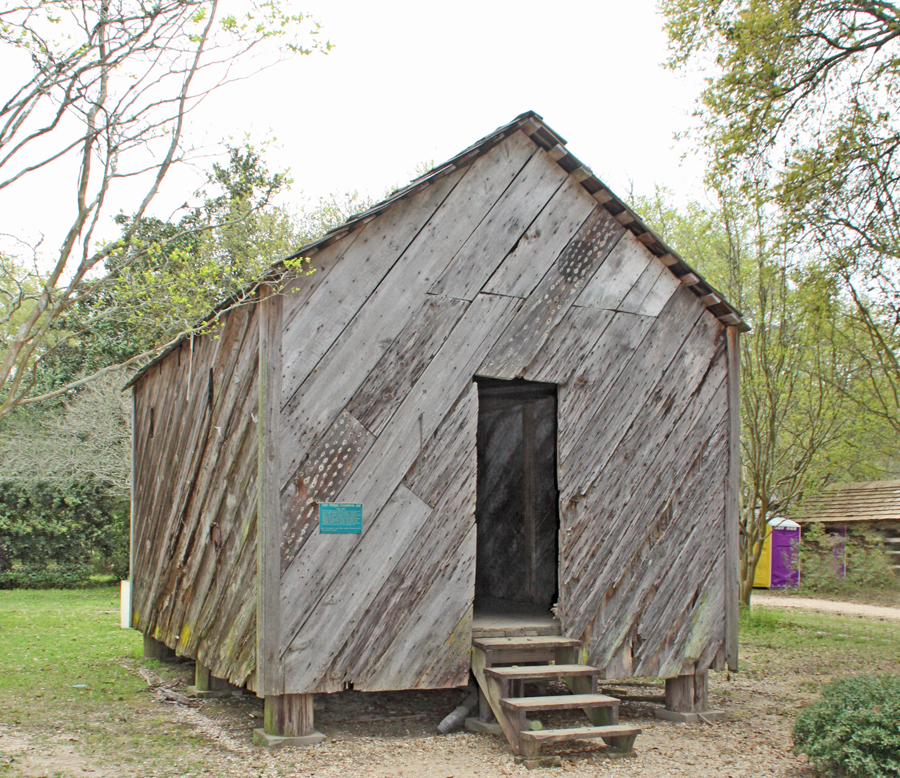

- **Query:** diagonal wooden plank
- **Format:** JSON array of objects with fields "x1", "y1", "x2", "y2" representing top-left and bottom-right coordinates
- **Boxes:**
[
  {"x1": 478, "y1": 207, "x2": 626, "y2": 380},
  {"x1": 562, "y1": 392, "x2": 729, "y2": 647},
  {"x1": 553, "y1": 311, "x2": 656, "y2": 473},
  {"x1": 523, "y1": 306, "x2": 615, "y2": 385},
  {"x1": 280, "y1": 411, "x2": 375, "y2": 575},
  {"x1": 333, "y1": 292, "x2": 520, "y2": 516},
  {"x1": 277, "y1": 294, "x2": 519, "y2": 648},
  {"x1": 359, "y1": 525, "x2": 476, "y2": 692},
  {"x1": 561, "y1": 341, "x2": 728, "y2": 592},
  {"x1": 403, "y1": 383, "x2": 477, "y2": 508},
  {"x1": 280, "y1": 167, "x2": 466, "y2": 411},
  {"x1": 281, "y1": 483, "x2": 433, "y2": 691},
  {"x1": 559, "y1": 289, "x2": 708, "y2": 495},
  {"x1": 280, "y1": 237, "x2": 362, "y2": 349},
  {"x1": 618, "y1": 259, "x2": 667, "y2": 314},
  {"x1": 330, "y1": 386, "x2": 477, "y2": 688},
  {"x1": 344, "y1": 444, "x2": 476, "y2": 685},
  {"x1": 345, "y1": 296, "x2": 469, "y2": 437},
  {"x1": 482, "y1": 175, "x2": 597, "y2": 299},
  {"x1": 574, "y1": 230, "x2": 653, "y2": 311},
  {"x1": 429, "y1": 147, "x2": 568, "y2": 300},
  {"x1": 636, "y1": 261, "x2": 681, "y2": 317},
  {"x1": 279, "y1": 133, "x2": 538, "y2": 485},
  {"x1": 581, "y1": 418, "x2": 728, "y2": 672}
]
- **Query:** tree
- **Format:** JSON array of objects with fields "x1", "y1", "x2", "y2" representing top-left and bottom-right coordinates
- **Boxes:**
[
  {"x1": 0, "y1": 369, "x2": 132, "y2": 494},
  {"x1": 661, "y1": 0, "x2": 900, "y2": 435},
  {"x1": 0, "y1": 0, "x2": 328, "y2": 419},
  {"x1": 635, "y1": 186, "x2": 886, "y2": 604}
]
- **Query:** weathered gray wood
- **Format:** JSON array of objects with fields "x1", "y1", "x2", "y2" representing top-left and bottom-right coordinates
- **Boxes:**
[
  {"x1": 725, "y1": 325, "x2": 741, "y2": 671},
  {"x1": 554, "y1": 311, "x2": 655, "y2": 439},
  {"x1": 554, "y1": 297, "x2": 730, "y2": 678},
  {"x1": 637, "y1": 259, "x2": 681, "y2": 317},
  {"x1": 523, "y1": 306, "x2": 614, "y2": 385},
  {"x1": 278, "y1": 295, "x2": 517, "y2": 682},
  {"x1": 129, "y1": 391, "x2": 136, "y2": 623},
  {"x1": 258, "y1": 285, "x2": 283, "y2": 696},
  {"x1": 618, "y1": 258, "x2": 668, "y2": 315},
  {"x1": 282, "y1": 484, "x2": 433, "y2": 692},
  {"x1": 574, "y1": 230, "x2": 653, "y2": 311},
  {"x1": 559, "y1": 290, "x2": 707, "y2": 496},
  {"x1": 131, "y1": 122, "x2": 738, "y2": 706},
  {"x1": 279, "y1": 134, "x2": 536, "y2": 485},
  {"x1": 587, "y1": 423, "x2": 728, "y2": 678},
  {"x1": 280, "y1": 410, "x2": 375, "y2": 574},
  {"x1": 664, "y1": 672, "x2": 708, "y2": 712},
  {"x1": 480, "y1": 207, "x2": 626, "y2": 380},
  {"x1": 169, "y1": 320, "x2": 261, "y2": 647},
  {"x1": 345, "y1": 296, "x2": 468, "y2": 437},
  {"x1": 131, "y1": 304, "x2": 261, "y2": 688},
  {"x1": 164, "y1": 312, "x2": 260, "y2": 628},
  {"x1": 336, "y1": 386, "x2": 477, "y2": 686},
  {"x1": 279, "y1": 168, "x2": 466, "y2": 412},
  {"x1": 329, "y1": 293, "x2": 520, "y2": 522},
  {"x1": 279, "y1": 238, "x2": 361, "y2": 353},
  {"x1": 403, "y1": 384, "x2": 477, "y2": 507},
  {"x1": 561, "y1": 374, "x2": 729, "y2": 639},
  {"x1": 360, "y1": 525, "x2": 475, "y2": 691},
  {"x1": 264, "y1": 693, "x2": 316, "y2": 737},
  {"x1": 482, "y1": 175, "x2": 597, "y2": 299},
  {"x1": 429, "y1": 147, "x2": 568, "y2": 300}
]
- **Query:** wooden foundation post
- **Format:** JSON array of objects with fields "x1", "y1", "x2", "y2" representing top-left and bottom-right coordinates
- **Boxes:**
[
  {"x1": 187, "y1": 662, "x2": 241, "y2": 698},
  {"x1": 654, "y1": 670, "x2": 723, "y2": 723},
  {"x1": 143, "y1": 634, "x2": 176, "y2": 661},
  {"x1": 253, "y1": 694, "x2": 325, "y2": 748}
]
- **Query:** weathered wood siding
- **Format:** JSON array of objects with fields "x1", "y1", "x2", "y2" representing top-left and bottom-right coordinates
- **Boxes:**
[
  {"x1": 276, "y1": 128, "x2": 730, "y2": 693},
  {"x1": 131, "y1": 303, "x2": 261, "y2": 689}
]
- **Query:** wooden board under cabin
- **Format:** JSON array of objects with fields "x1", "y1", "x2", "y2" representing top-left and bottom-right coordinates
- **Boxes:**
[
  {"x1": 131, "y1": 304, "x2": 261, "y2": 689},
  {"x1": 271, "y1": 128, "x2": 731, "y2": 694}
]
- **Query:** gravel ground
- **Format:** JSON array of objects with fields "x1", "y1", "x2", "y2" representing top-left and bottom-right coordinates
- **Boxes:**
[
  {"x1": 132, "y1": 668, "x2": 814, "y2": 778},
  {"x1": 3, "y1": 666, "x2": 814, "y2": 778}
]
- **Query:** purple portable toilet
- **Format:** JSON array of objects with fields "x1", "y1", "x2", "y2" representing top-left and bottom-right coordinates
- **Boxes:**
[
  {"x1": 754, "y1": 517, "x2": 801, "y2": 589},
  {"x1": 770, "y1": 517, "x2": 801, "y2": 588}
]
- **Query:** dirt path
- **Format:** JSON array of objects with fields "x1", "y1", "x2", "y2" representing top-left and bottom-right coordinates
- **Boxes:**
[{"x1": 752, "y1": 592, "x2": 900, "y2": 621}]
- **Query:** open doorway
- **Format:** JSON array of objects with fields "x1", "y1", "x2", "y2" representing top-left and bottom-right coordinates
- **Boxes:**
[{"x1": 474, "y1": 377, "x2": 560, "y2": 620}]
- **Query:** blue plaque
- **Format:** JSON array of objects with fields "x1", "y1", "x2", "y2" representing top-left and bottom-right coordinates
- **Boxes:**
[{"x1": 319, "y1": 503, "x2": 363, "y2": 534}]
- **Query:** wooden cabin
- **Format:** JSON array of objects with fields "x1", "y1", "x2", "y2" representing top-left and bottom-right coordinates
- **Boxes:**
[
  {"x1": 128, "y1": 112, "x2": 744, "y2": 755},
  {"x1": 797, "y1": 480, "x2": 900, "y2": 573}
]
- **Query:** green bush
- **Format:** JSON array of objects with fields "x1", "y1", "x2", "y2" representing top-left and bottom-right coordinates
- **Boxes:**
[
  {"x1": 0, "y1": 480, "x2": 129, "y2": 588},
  {"x1": 797, "y1": 522, "x2": 896, "y2": 594},
  {"x1": 793, "y1": 675, "x2": 900, "y2": 777}
]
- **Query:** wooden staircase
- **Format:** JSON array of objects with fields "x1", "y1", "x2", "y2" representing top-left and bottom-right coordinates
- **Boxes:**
[{"x1": 471, "y1": 636, "x2": 640, "y2": 758}]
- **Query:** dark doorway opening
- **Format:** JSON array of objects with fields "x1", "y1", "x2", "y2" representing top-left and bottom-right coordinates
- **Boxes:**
[{"x1": 474, "y1": 377, "x2": 560, "y2": 618}]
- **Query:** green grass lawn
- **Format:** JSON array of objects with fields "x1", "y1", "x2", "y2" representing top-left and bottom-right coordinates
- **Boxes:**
[
  {"x1": 739, "y1": 604, "x2": 900, "y2": 679},
  {"x1": 0, "y1": 589, "x2": 898, "y2": 777},
  {"x1": 0, "y1": 589, "x2": 214, "y2": 776}
]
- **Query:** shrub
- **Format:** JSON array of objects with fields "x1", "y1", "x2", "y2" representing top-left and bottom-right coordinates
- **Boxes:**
[
  {"x1": 793, "y1": 675, "x2": 900, "y2": 777},
  {"x1": 0, "y1": 480, "x2": 129, "y2": 588}
]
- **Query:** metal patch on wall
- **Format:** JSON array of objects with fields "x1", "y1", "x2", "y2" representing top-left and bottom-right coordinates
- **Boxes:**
[{"x1": 319, "y1": 503, "x2": 363, "y2": 534}]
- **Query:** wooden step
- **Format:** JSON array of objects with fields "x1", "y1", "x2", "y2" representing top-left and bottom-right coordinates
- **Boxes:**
[
  {"x1": 485, "y1": 664, "x2": 598, "y2": 681},
  {"x1": 473, "y1": 636, "x2": 581, "y2": 651},
  {"x1": 519, "y1": 724, "x2": 641, "y2": 753},
  {"x1": 501, "y1": 693, "x2": 618, "y2": 713}
]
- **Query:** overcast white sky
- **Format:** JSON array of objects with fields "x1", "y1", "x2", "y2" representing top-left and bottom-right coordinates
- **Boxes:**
[{"x1": 1, "y1": 0, "x2": 712, "y2": 257}]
